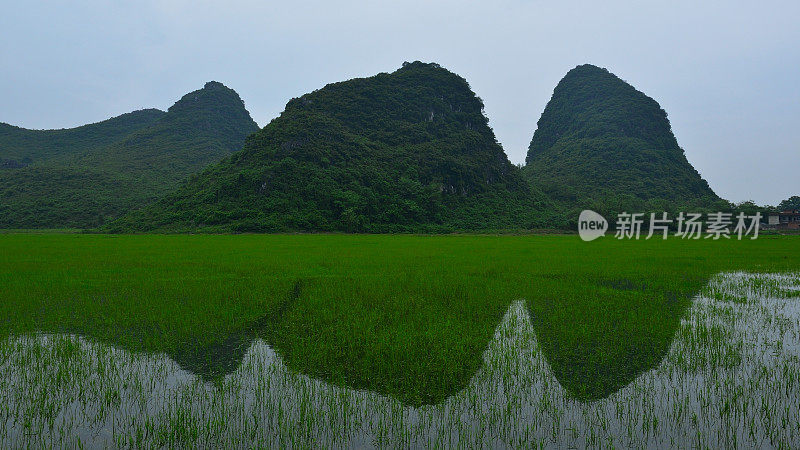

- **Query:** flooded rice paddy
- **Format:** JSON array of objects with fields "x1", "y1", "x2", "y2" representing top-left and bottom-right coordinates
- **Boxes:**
[{"x1": 2, "y1": 272, "x2": 799, "y2": 447}]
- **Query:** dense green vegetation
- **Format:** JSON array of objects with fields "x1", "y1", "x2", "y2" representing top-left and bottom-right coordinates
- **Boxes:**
[
  {"x1": 108, "y1": 63, "x2": 553, "y2": 233},
  {"x1": 2, "y1": 63, "x2": 758, "y2": 232},
  {"x1": 0, "y1": 61, "x2": 795, "y2": 447},
  {"x1": 1, "y1": 233, "x2": 798, "y2": 405},
  {"x1": 0, "y1": 109, "x2": 165, "y2": 166},
  {"x1": 779, "y1": 195, "x2": 800, "y2": 210},
  {"x1": 524, "y1": 65, "x2": 727, "y2": 226},
  {"x1": 0, "y1": 82, "x2": 259, "y2": 228}
]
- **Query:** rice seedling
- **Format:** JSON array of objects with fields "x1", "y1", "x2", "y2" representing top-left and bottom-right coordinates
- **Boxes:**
[{"x1": 1, "y1": 234, "x2": 799, "y2": 446}]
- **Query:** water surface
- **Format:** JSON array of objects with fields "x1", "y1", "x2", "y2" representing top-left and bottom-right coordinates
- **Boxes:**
[{"x1": 1, "y1": 272, "x2": 799, "y2": 447}]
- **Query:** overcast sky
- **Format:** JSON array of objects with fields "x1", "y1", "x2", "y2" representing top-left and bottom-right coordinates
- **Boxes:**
[{"x1": 1, "y1": 1, "x2": 797, "y2": 205}]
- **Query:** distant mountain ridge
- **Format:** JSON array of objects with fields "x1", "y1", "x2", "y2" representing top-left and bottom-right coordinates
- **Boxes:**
[
  {"x1": 524, "y1": 64, "x2": 724, "y2": 221},
  {"x1": 0, "y1": 81, "x2": 259, "y2": 228},
  {"x1": 1, "y1": 64, "x2": 733, "y2": 231},
  {"x1": 108, "y1": 62, "x2": 552, "y2": 232},
  {"x1": 0, "y1": 109, "x2": 165, "y2": 167}
]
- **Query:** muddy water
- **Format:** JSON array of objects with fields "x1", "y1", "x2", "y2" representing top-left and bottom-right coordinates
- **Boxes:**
[{"x1": 1, "y1": 272, "x2": 799, "y2": 447}]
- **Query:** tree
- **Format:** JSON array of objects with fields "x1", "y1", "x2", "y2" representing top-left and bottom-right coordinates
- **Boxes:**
[{"x1": 778, "y1": 196, "x2": 800, "y2": 211}]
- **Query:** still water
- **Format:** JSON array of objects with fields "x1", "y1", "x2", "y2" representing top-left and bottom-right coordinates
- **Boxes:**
[{"x1": 1, "y1": 272, "x2": 799, "y2": 447}]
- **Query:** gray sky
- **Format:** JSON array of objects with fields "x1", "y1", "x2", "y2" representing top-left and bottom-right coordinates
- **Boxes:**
[{"x1": 1, "y1": 1, "x2": 798, "y2": 205}]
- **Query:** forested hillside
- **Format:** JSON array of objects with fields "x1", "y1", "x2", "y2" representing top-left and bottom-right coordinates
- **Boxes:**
[
  {"x1": 0, "y1": 82, "x2": 259, "y2": 228},
  {"x1": 0, "y1": 109, "x2": 165, "y2": 167},
  {"x1": 109, "y1": 62, "x2": 552, "y2": 232},
  {"x1": 524, "y1": 64, "x2": 726, "y2": 224}
]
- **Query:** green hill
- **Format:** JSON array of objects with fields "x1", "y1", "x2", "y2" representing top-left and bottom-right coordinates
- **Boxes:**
[
  {"x1": 0, "y1": 81, "x2": 259, "y2": 228},
  {"x1": 524, "y1": 64, "x2": 725, "y2": 224},
  {"x1": 0, "y1": 109, "x2": 165, "y2": 167},
  {"x1": 109, "y1": 62, "x2": 551, "y2": 233}
]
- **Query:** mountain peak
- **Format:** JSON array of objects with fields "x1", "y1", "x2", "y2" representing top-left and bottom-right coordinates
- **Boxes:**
[
  {"x1": 110, "y1": 63, "x2": 546, "y2": 233},
  {"x1": 526, "y1": 63, "x2": 677, "y2": 164},
  {"x1": 203, "y1": 80, "x2": 226, "y2": 89},
  {"x1": 168, "y1": 81, "x2": 249, "y2": 115},
  {"x1": 566, "y1": 63, "x2": 608, "y2": 74},
  {"x1": 0, "y1": 81, "x2": 260, "y2": 229},
  {"x1": 524, "y1": 64, "x2": 720, "y2": 210},
  {"x1": 399, "y1": 61, "x2": 443, "y2": 71}
]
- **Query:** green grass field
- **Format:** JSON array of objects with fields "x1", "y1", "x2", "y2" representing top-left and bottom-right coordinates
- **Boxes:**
[{"x1": 1, "y1": 233, "x2": 798, "y2": 408}]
